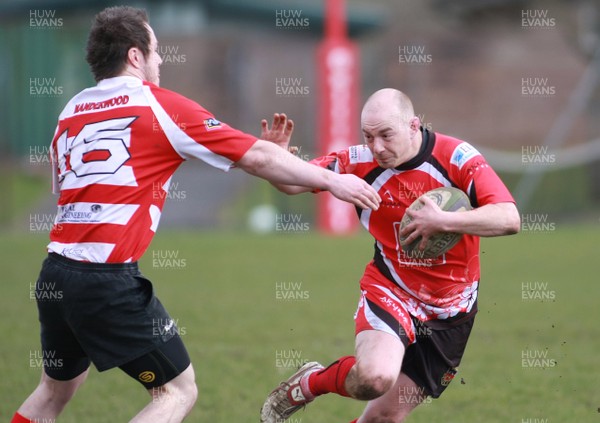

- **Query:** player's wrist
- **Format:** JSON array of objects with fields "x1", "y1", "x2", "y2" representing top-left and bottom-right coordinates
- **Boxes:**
[
  {"x1": 439, "y1": 210, "x2": 465, "y2": 233},
  {"x1": 319, "y1": 169, "x2": 335, "y2": 192}
]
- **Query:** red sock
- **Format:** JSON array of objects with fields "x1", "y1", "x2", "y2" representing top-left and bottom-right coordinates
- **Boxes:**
[
  {"x1": 307, "y1": 355, "x2": 355, "y2": 397},
  {"x1": 349, "y1": 420, "x2": 358, "y2": 423},
  {"x1": 11, "y1": 413, "x2": 34, "y2": 423}
]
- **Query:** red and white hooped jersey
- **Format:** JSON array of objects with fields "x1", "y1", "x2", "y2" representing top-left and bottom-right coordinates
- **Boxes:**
[
  {"x1": 311, "y1": 129, "x2": 515, "y2": 322},
  {"x1": 48, "y1": 76, "x2": 257, "y2": 263}
]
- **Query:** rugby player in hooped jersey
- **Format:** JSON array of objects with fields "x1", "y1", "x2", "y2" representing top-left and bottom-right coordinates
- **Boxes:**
[
  {"x1": 260, "y1": 88, "x2": 520, "y2": 423},
  {"x1": 10, "y1": 6, "x2": 381, "y2": 423}
]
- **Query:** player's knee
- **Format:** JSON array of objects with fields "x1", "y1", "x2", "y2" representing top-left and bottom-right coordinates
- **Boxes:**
[
  {"x1": 154, "y1": 366, "x2": 198, "y2": 413},
  {"x1": 39, "y1": 380, "x2": 73, "y2": 406},
  {"x1": 41, "y1": 369, "x2": 89, "y2": 406},
  {"x1": 179, "y1": 364, "x2": 197, "y2": 398},
  {"x1": 181, "y1": 374, "x2": 198, "y2": 408},
  {"x1": 353, "y1": 372, "x2": 396, "y2": 401},
  {"x1": 175, "y1": 379, "x2": 198, "y2": 413}
]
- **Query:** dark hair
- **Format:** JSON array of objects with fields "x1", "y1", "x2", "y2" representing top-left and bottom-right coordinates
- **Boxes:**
[{"x1": 86, "y1": 6, "x2": 150, "y2": 82}]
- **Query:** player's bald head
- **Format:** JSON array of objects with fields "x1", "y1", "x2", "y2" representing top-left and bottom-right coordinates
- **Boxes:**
[
  {"x1": 361, "y1": 89, "x2": 422, "y2": 168},
  {"x1": 362, "y1": 88, "x2": 415, "y2": 124}
]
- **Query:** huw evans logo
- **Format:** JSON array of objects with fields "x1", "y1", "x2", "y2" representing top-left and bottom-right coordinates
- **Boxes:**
[
  {"x1": 30, "y1": 281, "x2": 63, "y2": 302},
  {"x1": 521, "y1": 77, "x2": 555, "y2": 98},
  {"x1": 521, "y1": 9, "x2": 555, "y2": 29},
  {"x1": 521, "y1": 349, "x2": 557, "y2": 369},
  {"x1": 159, "y1": 45, "x2": 187, "y2": 64},
  {"x1": 275, "y1": 214, "x2": 310, "y2": 232},
  {"x1": 521, "y1": 146, "x2": 556, "y2": 165},
  {"x1": 152, "y1": 250, "x2": 187, "y2": 269},
  {"x1": 30, "y1": 350, "x2": 63, "y2": 369},
  {"x1": 520, "y1": 213, "x2": 556, "y2": 232},
  {"x1": 398, "y1": 45, "x2": 432, "y2": 64},
  {"x1": 521, "y1": 282, "x2": 556, "y2": 301},
  {"x1": 275, "y1": 9, "x2": 309, "y2": 29},
  {"x1": 29, "y1": 9, "x2": 63, "y2": 29},
  {"x1": 30, "y1": 77, "x2": 63, "y2": 97},
  {"x1": 275, "y1": 350, "x2": 305, "y2": 369},
  {"x1": 275, "y1": 282, "x2": 309, "y2": 300},
  {"x1": 275, "y1": 77, "x2": 310, "y2": 97}
]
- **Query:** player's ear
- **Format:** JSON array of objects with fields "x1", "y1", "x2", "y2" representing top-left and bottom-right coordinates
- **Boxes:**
[
  {"x1": 127, "y1": 47, "x2": 143, "y2": 69},
  {"x1": 409, "y1": 116, "x2": 420, "y2": 131}
]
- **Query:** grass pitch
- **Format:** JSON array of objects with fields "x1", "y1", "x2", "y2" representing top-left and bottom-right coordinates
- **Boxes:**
[{"x1": 1, "y1": 223, "x2": 598, "y2": 422}]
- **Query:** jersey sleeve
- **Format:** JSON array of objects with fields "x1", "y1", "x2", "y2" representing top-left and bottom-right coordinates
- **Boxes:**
[
  {"x1": 448, "y1": 141, "x2": 515, "y2": 207},
  {"x1": 309, "y1": 144, "x2": 372, "y2": 175},
  {"x1": 308, "y1": 145, "x2": 375, "y2": 192},
  {"x1": 145, "y1": 83, "x2": 257, "y2": 171},
  {"x1": 306, "y1": 149, "x2": 348, "y2": 194},
  {"x1": 310, "y1": 151, "x2": 344, "y2": 173}
]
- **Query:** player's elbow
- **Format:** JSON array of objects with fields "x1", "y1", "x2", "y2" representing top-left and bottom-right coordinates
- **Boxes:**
[
  {"x1": 236, "y1": 142, "x2": 271, "y2": 177},
  {"x1": 502, "y1": 203, "x2": 521, "y2": 235},
  {"x1": 271, "y1": 183, "x2": 307, "y2": 195}
]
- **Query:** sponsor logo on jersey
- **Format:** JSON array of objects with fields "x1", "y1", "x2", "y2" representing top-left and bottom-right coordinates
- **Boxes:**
[
  {"x1": 57, "y1": 204, "x2": 94, "y2": 222},
  {"x1": 55, "y1": 202, "x2": 138, "y2": 225},
  {"x1": 204, "y1": 117, "x2": 222, "y2": 131},
  {"x1": 348, "y1": 145, "x2": 374, "y2": 164},
  {"x1": 61, "y1": 247, "x2": 85, "y2": 258},
  {"x1": 74, "y1": 95, "x2": 130, "y2": 114},
  {"x1": 450, "y1": 143, "x2": 480, "y2": 169}
]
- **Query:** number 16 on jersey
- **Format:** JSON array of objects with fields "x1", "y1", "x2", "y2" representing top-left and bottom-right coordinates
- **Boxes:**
[{"x1": 52, "y1": 116, "x2": 139, "y2": 192}]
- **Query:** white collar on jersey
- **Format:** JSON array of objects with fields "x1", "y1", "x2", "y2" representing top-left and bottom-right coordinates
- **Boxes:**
[{"x1": 97, "y1": 75, "x2": 143, "y2": 88}]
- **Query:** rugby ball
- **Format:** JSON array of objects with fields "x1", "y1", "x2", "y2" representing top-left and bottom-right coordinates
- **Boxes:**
[{"x1": 399, "y1": 187, "x2": 472, "y2": 258}]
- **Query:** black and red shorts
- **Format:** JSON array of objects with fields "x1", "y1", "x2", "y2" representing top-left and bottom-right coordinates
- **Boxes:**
[
  {"x1": 354, "y1": 263, "x2": 476, "y2": 398},
  {"x1": 35, "y1": 253, "x2": 189, "y2": 388}
]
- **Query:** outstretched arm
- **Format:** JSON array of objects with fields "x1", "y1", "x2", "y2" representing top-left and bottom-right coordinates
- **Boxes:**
[{"x1": 236, "y1": 139, "x2": 380, "y2": 210}]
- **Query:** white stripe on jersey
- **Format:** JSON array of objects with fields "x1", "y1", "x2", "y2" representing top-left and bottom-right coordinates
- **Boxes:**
[
  {"x1": 360, "y1": 163, "x2": 451, "y2": 232},
  {"x1": 143, "y1": 86, "x2": 234, "y2": 172},
  {"x1": 413, "y1": 162, "x2": 451, "y2": 186},
  {"x1": 162, "y1": 176, "x2": 172, "y2": 193},
  {"x1": 376, "y1": 238, "x2": 479, "y2": 319},
  {"x1": 47, "y1": 242, "x2": 115, "y2": 262},
  {"x1": 333, "y1": 160, "x2": 341, "y2": 174},
  {"x1": 149, "y1": 205, "x2": 161, "y2": 233},
  {"x1": 375, "y1": 239, "x2": 420, "y2": 298},
  {"x1": 377, "y1": 238, "x2": 480, "y2": 320},
  {"x1": 54, "y1": 202, "x2": 139, "y2": 225},
  {"x1": 360, "y1": 168, "x2": 399, "y2": 230}
]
